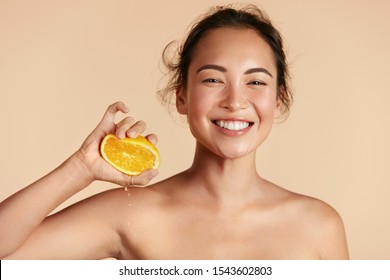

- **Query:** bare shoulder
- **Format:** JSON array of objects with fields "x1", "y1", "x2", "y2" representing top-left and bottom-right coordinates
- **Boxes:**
[
  {"x1": 269, "y1": 182, "x2": 349, "y2": 259},
  {"x1": 287, "y1": 190, "x2": 343, "y2": 226},
  {"x1": 87, "y1": 176, "x2": 182, "y2": 222}
]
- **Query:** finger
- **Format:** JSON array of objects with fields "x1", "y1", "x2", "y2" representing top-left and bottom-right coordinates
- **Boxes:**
[
  {"x1": 115, "y1": 116, "x2": 135, "y2": 139},
  {"x1": 133, "y1": 169, "x2": 159, "y2": 186},
  {"x1": 126, "y1": 120, "x2": 147, "y2": 138},
  {"x1": 98, "y1": 101, "x2": 129, "y2": 133},
  {"x1": 121, "y1": 169, "x2": 159, "y2": 188},
  {"x1": 145, "y1": 133, "x2": 158, "y2": 146}
]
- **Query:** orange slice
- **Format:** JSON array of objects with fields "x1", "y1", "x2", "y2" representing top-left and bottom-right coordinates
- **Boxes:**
[{"x1": 100, "y1": 134, "x2": 160, "y2": 176}]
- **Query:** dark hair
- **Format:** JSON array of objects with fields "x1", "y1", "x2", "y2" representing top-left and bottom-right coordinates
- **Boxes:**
[{"x1": 158, "y1": 4, "x2": 293, "y2": 117}]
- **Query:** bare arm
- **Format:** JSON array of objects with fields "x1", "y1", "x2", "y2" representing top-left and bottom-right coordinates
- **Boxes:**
[
  {"x1": 5, "y1": 188, "x2": 128, "y2": 259},
  {"x1": 0, "y1": 154, "x2": 92, "y2": 258},
  {"x1": 0, "y1": 102, "x2": 158, "y2": 259}
]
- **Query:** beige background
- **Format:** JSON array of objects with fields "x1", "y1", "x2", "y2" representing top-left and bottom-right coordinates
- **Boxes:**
[{"x1": 0, "y1": 0, "x2": 389, "y2": 259}]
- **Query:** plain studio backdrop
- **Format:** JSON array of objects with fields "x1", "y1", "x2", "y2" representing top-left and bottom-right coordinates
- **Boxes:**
[{"x1": 0, "y1": 0, "x2": 389, "y2": 259}]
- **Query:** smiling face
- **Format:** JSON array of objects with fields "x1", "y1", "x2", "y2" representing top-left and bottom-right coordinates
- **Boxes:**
[{"x1": 176, "y1": 27, "x2": 279, "y2": 159}]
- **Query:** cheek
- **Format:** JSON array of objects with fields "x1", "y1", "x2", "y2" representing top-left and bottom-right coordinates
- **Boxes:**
[
  {"x1": 186, "y1": 96, "x2": 204, "y2": 118},
  {"x1": 186, "y1": 88, "x2": 215, "y2": 116},
  {"x1": 252, "y1": 93, "x2": 278, "y2": 119}
]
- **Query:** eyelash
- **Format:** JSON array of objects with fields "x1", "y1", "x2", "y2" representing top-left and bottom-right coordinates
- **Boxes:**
[
  {"x1": 202, "y1": 78, "x2": 221, "y2": 83},
  {"x1": 248, "y1": 80, "x2": 266, "y2": 86},
  {"x1": 201, "y1": 79, "x2": 267, "y2": 86}
]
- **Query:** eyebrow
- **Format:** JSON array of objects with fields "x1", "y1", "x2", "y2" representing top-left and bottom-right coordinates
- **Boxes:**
[
  {"x1": 244, "y1": 67, "x2": 273, "y2": 77},
  {"x1": 196, "y1": 64, "x2": 227, "y2": 73},
  {"x1": 196, "y1": 64, "x2": 273, "y2": 77}
]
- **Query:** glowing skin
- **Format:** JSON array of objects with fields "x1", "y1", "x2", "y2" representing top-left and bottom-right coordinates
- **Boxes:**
[
  {"x1": 0, "y1": 27, "x2": 349, "y2": 261},
  {"x1": 177, "y1": 28, "x2": 279, "y2": 159}
]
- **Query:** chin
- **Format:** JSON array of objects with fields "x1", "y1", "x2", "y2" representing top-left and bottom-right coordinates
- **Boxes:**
[{"x1": 215, "y1": 146, "x2": 255, "y2": 160}]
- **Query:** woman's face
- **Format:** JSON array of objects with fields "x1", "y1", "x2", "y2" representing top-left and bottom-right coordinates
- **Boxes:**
[{"x1": 177, "y1": 27, "x2": 279, "y2": 159}]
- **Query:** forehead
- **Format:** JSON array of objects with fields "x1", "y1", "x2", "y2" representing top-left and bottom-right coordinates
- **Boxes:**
[{"x1": 190, "y1": 27, "x2": 276, "y2": 73}]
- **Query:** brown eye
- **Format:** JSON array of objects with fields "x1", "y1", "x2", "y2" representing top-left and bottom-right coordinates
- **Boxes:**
[
  {"x1": 248, "y1": 80, "x2": 266, "y2": 86},
  {"x1": 202, "y1": 78, "x2": 221, "y2": 83}
]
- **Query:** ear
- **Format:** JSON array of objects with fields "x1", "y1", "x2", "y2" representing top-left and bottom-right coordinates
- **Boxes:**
[
  {"x1": 176, "y1": 85, "x2": 188, "y2": 115},
  {"x1": 274, "y1": 99, "x2": 283, "y2": 120},
  {"x1": 274, "y1": 86, "x2": 289, "y2": 121}
]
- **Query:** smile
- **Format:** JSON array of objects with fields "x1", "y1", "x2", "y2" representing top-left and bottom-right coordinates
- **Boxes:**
[{"x1": 213, "y1": 120, "x2": 253, "y2": 131}]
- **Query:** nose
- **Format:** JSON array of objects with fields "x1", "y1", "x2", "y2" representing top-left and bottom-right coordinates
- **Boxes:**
[{"x1": 219, "y1": 85, "x2": 249, "y2": 111}]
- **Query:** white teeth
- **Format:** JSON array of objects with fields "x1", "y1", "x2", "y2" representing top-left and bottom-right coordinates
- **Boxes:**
[{"x1": 215, "y1": 120, "x2": 250, "y2": 131}]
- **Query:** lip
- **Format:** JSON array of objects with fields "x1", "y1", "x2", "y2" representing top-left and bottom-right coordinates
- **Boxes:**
[{"x1": 211, "y1": 119, "x2": 254, "y2": 136}]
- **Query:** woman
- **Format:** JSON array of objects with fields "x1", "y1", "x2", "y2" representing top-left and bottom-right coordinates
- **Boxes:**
[{"x1": 0, "y1": 5, "x2": 348, "y2": 259}]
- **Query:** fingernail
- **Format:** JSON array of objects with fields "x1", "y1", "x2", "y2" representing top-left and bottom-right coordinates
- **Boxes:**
[{"x1": 149, "y1": 169, "x2": 158, "y2": 178}]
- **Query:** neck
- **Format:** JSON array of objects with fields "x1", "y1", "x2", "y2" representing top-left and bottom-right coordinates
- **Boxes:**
[{"x1": 185, "y1": 142, "x2": 264, "y2": 208}]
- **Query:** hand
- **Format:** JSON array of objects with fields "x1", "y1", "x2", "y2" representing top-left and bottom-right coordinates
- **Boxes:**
[{"x1": 76, "y1": 101, "x2": 159, "y2": 187}]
